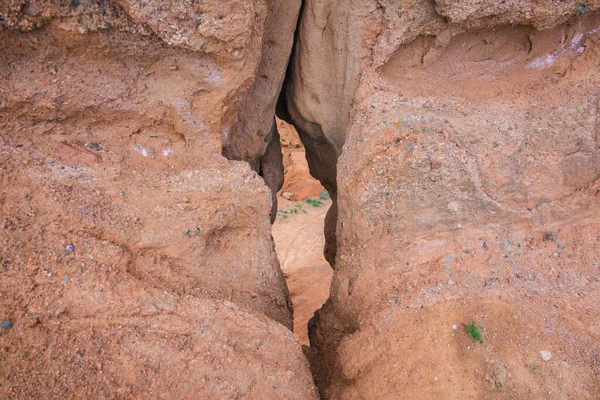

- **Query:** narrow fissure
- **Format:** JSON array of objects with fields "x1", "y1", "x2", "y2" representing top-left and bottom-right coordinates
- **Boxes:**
[
  {"x1": 271, "y1": 118, "x2": 333, "y2": 345},
  {"x1": 258, "y1": 0, "x2": 342, "y2": 349},
  {"x1": 3, "y1": 0, "x2": 600, "y2": 397}
]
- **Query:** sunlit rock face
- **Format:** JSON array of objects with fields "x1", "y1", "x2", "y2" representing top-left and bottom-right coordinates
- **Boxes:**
[
  {"x1": 0, "y1": 1, "x2": 318, "y2": 398},
  {"x1": 285, "y1": 1, "x2": 600, "y2": 397}
]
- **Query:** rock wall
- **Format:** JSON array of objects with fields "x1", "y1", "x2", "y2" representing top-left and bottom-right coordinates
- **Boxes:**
[
  {"x1": 287, "y1": 1, "x2": 600, "y2": 397},
  {"x1": 0, "y1": 1, "x2": 317, "y2": 398},
  {"x1": 282, "y1": 0, "x2": 379, "y2": 264},
  {"x1": 2, "y1": 0, "x2": 600, "y2": 398}
]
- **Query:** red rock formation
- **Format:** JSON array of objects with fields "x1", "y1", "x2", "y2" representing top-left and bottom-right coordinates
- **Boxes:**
[
  {"x1": 278, "y1": 119, "x2": 327, "y2": 201},
  {"x1": 0, "y1": 1, "x2": 317, "y2": 397},
  {"x1": 283, "y1": 2, "x2": 600, "y2": 397},
  {"x1": 3, "y1": 0, "x2": 600, "y2": 398}
]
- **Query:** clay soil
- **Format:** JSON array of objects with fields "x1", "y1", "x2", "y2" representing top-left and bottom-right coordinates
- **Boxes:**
[{"x1": 272, "y1": 121, "x2": 333, "y2": 345}]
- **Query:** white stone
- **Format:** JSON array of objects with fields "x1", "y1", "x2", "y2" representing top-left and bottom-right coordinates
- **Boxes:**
[{"x1": 541, "y1": 350, "x2": 552, "y2": 362}]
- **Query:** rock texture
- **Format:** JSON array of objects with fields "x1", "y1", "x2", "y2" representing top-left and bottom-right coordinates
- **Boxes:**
[
  {"x1": 0, "y1": 1, "x2": 317, "y2": 398},
  {"x1": 3, "y1": 0, "x2": 600, "y2": 398},
  {"x1": 272, "y1": 119, "x2": 332, "y2": 346},
  {"x1": 282, "y1": 1, "x2": 600, "y2": 398},
  {"x1": 224, "y1": 0, "x2": 302, "y2": 216},
  {"x1": 273, "y1": 198, "x2": 332, "y2": 346},
  {"x1": 278, "y1": 119, "x2": 327, "y2": 201},
  {"x1": 283, "y1": 0, "x2": 390, "y2": 264}
]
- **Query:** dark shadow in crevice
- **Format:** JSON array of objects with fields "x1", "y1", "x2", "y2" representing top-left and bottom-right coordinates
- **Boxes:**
[{"x1": 259, "y1": 119, "x2": 284, "y2": 223}]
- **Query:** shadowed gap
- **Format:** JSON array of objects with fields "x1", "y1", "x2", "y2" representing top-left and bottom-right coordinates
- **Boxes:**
[{"x1": 271, "y1": 118, "x2": 333, "y2": 346}]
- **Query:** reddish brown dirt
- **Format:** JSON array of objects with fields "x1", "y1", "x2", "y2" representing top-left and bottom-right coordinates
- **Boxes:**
[
  {"x1": 307, "y1": 10, "x2": 600, "y2": 399},
  {"x1": 272, "y1": 119, "x2": 332, "y2": 346},
  {"x1": 278, "y1": 118, "x2": 327, "y2": 201},
  {"x1": 3, "y1": 0, "x2": 600, "y2": 398},
  {"x1": 273, "y1": 197, "x2": 333, "y2": 345},
  {"x1": 0, "y1": 3, "x2": 318, "y2": 398}
]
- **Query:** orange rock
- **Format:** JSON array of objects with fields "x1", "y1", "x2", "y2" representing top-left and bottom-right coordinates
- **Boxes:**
[{"x1": 57, "y1": 142, "x2": 102, "y2": 165}]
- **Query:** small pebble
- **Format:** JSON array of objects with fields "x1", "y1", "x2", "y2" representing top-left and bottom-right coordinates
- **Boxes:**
[
  {"x1": 395, "y1": 296, "x2": 402, "y2": 305},
  {"x1": 452, "y1": 324, "x2": 457, "y2": 330},
  {"x1": 447, "y1": 279, "x2": 455, "y2": 286},
  {"x1": 529, "y1": 271, "x2": 538, "y2": 280},
  {"x1": 66, "y1": 244, "x2": 75, "y2": 252},
  {"x1": 540, "y1": 350, "x2": 552, "y2": 362},
  {"x1": 1, "y1": 320, "x2": 13, "y2": 330},
  {"x1": 543, "y1": 232, "x2": 557, "y2": 242},
  {"x1": 545, "y1": 327, "x2": 555, "y2": 334}
]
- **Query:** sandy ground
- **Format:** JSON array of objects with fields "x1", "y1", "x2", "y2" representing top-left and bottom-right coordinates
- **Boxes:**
[
  {"x1": 273, "y1": 197, "x2": 333, "y2": 345},
  {"x1": 272, "y1": 119, "x2": 333, "y2": 345}
]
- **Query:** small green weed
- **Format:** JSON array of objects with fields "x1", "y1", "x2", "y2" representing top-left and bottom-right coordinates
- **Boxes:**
[
  {"x1": 463, "y1": 323, "x2": 484, "y2": 343},
  {"x1": 277, "y1": 210, "x2": 289, "y2": 220},
  {"x1": 185, "y1": 227, "x2": 201, "y2": 238},
  {"x1": 527, "y1": 364, "x2": 540, "y2": 374},
  {"x1": 305, "y1": 198, "x2": 324, "y2": 207},
  {"x1": 295, "y1": 203, "x2": 308, "y2": 213}
]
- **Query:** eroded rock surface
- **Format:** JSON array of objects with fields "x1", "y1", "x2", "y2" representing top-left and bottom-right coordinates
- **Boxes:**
[
  {"x1": 3, "y1": 0, "x2": 600, "y2": 398},
  {"x1": 278, "y1": 119, "x2": 326, "y2": 201},
  {"x1": 273, "y1": 198, "x2": 332, "y2": 346},
  {"x1": 284, "y1": 2, "x2": 600, "y2": 398},
  {"x1": 0, "y1": 2, "x2": 317, "y2": 398}
]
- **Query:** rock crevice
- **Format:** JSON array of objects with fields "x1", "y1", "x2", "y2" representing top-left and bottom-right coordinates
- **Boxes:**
[
  {"x1": 2, "y1": 0, "x2": 600, "y2": 398},
  {"x1": 280, "y1": 2, "x2": 600, "y2": 397},
  {"x1": 0, "y1": 1, "x2": 317, "y2": 397}
]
